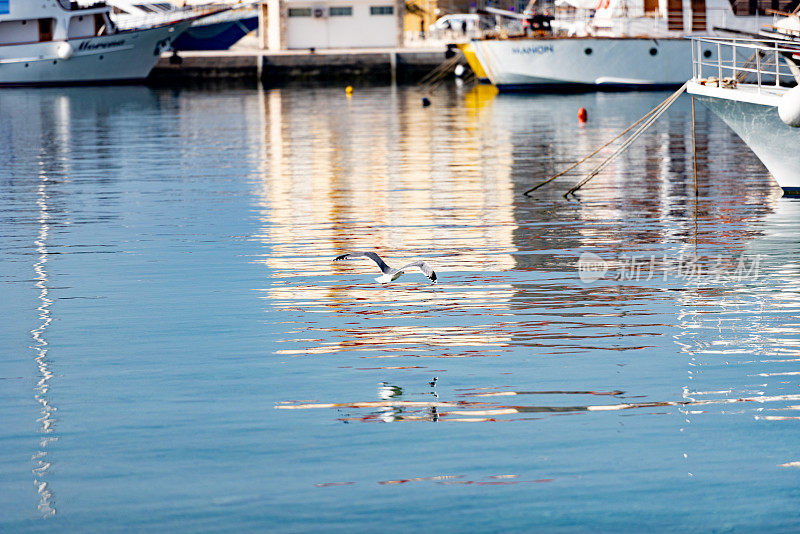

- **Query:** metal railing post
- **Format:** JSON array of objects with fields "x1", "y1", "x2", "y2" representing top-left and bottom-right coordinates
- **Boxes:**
[
  {"x1": 756, "y1": 49, "x2": 762, "y2": 92},
  {"x1": 775, "y1": 43, "x2": 780, "y2": 86},
  {"x1": 717, "y1": 41, "x2": 722, "y2": 84}
]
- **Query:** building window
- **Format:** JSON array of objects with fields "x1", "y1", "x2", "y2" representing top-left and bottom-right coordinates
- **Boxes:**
[
  {"x1": 370, "y1": 5, "x2": 394, "y2": 14},
  {"x1": 288, "y1": 8, "x2": 312, "y2": 16},
  {"x1": 329, "y1": 6, "x2": 353, "y2": 15}
]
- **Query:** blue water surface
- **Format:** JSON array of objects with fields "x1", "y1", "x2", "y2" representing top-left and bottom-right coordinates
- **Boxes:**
[{"x1": 1, "y1": 83, "x2": 799, "y2": 532}]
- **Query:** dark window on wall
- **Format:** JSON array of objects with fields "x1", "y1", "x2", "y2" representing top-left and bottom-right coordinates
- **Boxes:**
[
  {"x1": 288, "y1": 8, "x2": 312, "y2": 16},
  {"x1": 370, "y1": 5, "x2": 394, "y2": 14},
  {"x1": 329, "y1": 6, "x2": 353, "y2": 15}
]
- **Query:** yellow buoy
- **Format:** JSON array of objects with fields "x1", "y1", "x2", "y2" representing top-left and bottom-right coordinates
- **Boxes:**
[{"x1": 345, "y1": 85, "x2": 354, "y2": 96}]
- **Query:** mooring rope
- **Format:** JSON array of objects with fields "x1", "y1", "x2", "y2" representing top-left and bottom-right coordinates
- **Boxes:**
[
  {"x1": 418, "y1": 55, "x2": 462, "y2": 92},
  {"x1": 522, "y1": 82, "x2": 688, "y2": 197},
  {"x1": 562, "y1": 82, "x2": 688, "y2": 198}
]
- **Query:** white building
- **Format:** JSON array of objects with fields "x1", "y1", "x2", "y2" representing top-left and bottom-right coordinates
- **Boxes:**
[{"x1": 262, "y1": 0, "x2": 404, "y2": 50}]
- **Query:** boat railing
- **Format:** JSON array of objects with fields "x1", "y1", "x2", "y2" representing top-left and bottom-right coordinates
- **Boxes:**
[
  {"x1": 691, "y1": 36, "x2": 800, "y2": 92},
  {"x1": 112, "y1": 6, "x2": 225, "y2": 30}
]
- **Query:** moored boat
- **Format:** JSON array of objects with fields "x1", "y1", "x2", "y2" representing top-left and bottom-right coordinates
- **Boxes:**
[
  {"x1": 0, "y1": 0, "x2": 196, "y2": 85},
  {"x1": 456, "y1": 42, "x2": 489, "y2": 82},
  {"x1": 469, "y1": 0, "x2": 770, "y2": 91},
  {"x1": 472, "y1": 36, "x2": 692, "y2": 90},
  {"x1": 107, "y1": 1, "x2": 259, "y2": 51},
  {"x1": 687, "y1": 36, "x2": 800, "y2": 194}
]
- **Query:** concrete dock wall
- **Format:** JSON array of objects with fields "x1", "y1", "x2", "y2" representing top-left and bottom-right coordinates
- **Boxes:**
[{"x1": 149, "y1": 49, "x2": 455, "y2": 85}]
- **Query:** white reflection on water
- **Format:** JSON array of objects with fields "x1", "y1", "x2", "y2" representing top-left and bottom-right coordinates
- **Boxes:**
[
  {"x1": 673, "y1": 199, "x2": 800, "y2": 479},
  {"x1": 258, "y1": 85, "x2": 800, "y2": 433},
  {"x1": 3, "y1": 82, "x2": 800, "y2": 527},
  {"x1": 31, "y1": 175, "x2": 57, "y2": 518},
  {"x1": 253, "y1": 87, "x2": 517, "y2": 275},
  {"x1": 253, "y1": 86, "x2": 519, "y2": 357}
]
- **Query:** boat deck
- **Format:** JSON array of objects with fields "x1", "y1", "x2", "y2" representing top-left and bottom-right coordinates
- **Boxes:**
[{"x1": 687, "y1": 80, "x2": 785, "y2": 107}]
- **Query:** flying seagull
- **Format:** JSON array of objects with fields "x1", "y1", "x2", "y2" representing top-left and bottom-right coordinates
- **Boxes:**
[{"x1": 333, "y1": 252, "x2": 437, "y2": 284}]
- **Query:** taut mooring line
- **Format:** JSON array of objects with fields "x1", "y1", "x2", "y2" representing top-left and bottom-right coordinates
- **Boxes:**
[
  {"x1": 521, "y1": 82, "x2": 688, "y2": 197},
  {"x1": 563, "y1": 82, "x2": 688, "y2": 198}
]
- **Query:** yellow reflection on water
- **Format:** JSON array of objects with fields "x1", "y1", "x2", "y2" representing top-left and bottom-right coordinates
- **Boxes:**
[
  {"x1": 253, "y1": 86, "x2": 518, "y2": 331},
  {"x1": 255, "y1": 86, "x2": 515, "y2": 268},
  {"x1": 463, "y1": 84, "x2": 498, "y2": 110}
]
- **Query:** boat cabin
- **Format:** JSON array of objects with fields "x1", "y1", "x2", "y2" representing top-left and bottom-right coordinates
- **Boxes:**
[{"x1": 0, "y1": 0, "x2": 116, "y2": 46}]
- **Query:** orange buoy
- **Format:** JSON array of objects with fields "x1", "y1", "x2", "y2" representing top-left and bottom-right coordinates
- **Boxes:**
[{"x1": 578, "y1": 107, "x2": 587, "y2": 122}]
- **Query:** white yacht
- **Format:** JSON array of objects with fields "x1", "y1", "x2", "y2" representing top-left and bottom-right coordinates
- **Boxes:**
[
  {"x1": 469, "y1": 0, "x2": 767, "y2": 90},
  {"x1": 106, "y1": 1, "x2": 258, "y2": 51},
  {"x1": 687, "y1": 36, "x2": 800, "y2": 194},
  {"x1": 0, "y1": 0, "x2": 195, "y2": 85}
]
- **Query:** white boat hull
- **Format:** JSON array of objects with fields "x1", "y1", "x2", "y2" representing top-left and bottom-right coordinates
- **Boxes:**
[
  {"x1": 471, "y1": 38, "x2": 696, "y2": 91},
  {"x1": 689, "y1": 82, "x2": 800, "y2": 194},
  {"x1": 0, "y1": 21, "x2": 192, "y2": 85}
]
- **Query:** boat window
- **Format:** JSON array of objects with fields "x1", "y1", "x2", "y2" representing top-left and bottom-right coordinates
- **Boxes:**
[
  {"x1": 329, "y1": 6, "x2": 353, "y2": 16},
  {"x1": 94, "y1": 13, "x2": 106, "y2": 35},
  {"x1": 68, "y1": 13, "x2": 94, "y2": 38},
  {"x1": 0, "y1": 20, "x2": 37, "y2": 45},
  {"x1": 690, "y1": 0, "x2": 706, "y2": 31},
  {"x1": 729, "y1": 0, "x2": 795, "y2": 15},
  {"x1": 584, "y1": 48, "x2": 592, "y2": 55},
  {"x1": 38, "y1": 18, "x2": 53, "y2": 42},
  {"x1": 370, "y1": 5, "x2": 394, "y2": 15},
  {"x1": 649, "y1": 47, "x2": 658, "y2": 56},
  {"x1": 666, "y1": 0, "x2": 683, "y2": 30},
  {"x1": 288, "y1": 8, "x2": 312, "y2": 16}
]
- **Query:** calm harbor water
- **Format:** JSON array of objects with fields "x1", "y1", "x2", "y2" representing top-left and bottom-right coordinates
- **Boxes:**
[{"x1": 1, "y1": 82, "x2": 799, "y2": 531}]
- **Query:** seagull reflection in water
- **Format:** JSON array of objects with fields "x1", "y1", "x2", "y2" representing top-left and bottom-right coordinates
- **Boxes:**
[
  {"x1": 376, "y1": 380, "x2": 440, "y2": 422},
  {"x1": 378, "y1": 382, "x2": 403, "y2": 422}
]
